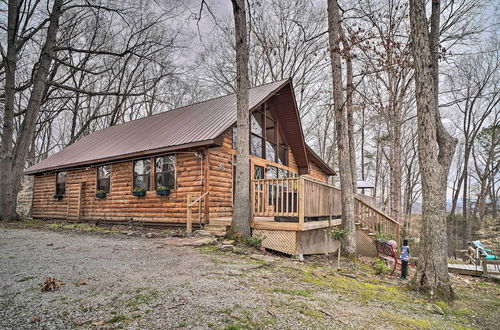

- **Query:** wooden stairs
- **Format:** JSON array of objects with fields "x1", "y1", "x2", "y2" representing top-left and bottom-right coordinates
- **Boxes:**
[{"x1": 196, "y1": 218, "x2": 231, "y2": 237}]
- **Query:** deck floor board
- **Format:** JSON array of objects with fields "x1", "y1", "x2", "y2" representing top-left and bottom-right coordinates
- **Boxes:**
[{"x1": 448, "y1": 263, "x2": 500, "y2": 279}]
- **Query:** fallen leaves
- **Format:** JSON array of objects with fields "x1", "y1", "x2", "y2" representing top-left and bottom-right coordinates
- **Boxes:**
[
  {"x1": 91, "y1": 320, "x2": 105, "y2": 326},
  {"x1": 75, "y1": 279, "x2": 87, "y2": 286},
  {"x1": 41, "y1": 277, "x2": 65, "y2": 292}
]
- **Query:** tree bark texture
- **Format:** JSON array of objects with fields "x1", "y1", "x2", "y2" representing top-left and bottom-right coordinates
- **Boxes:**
[
  {"x1": 339, "y1": 24, "x2": 357, "y2": 191},
  {"x1": 0, "y1": 0, "x2": 64, "y2": 221},
  {"x1": 327, "y1": 0, "x2": 357, "y2": 256},
  {"x1": 409, "y1": 0, "x2": 457, "y2": 300},
  {"x1": 230, "y1": 0, "x2": 251, "y2": 237}
]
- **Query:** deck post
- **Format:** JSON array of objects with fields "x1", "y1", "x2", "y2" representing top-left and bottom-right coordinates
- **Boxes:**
[
  {"x1": 187, "y1": 194, "x2": 192, "y2": 237},
  {"x1": 250, "y1": 179, "x2": 255, "y2": 227},
  {"x1": 482, "y1": 257, "x2": 488, "y2": 276},
  {"x1": 298, "y1": 177, "x2": 305, "y2": 230}
]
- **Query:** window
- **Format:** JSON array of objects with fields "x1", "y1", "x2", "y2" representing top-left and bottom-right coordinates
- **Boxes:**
[
  {"x1": 249, "y1": 104, "x2": 288, "y2": 165},
  {"x1": 55, "y1": 172, "x2": 66, "y2": 195},
  {"x1": 133, "y1": 159, "x2": 150, "y2": 190},
  {"x1": 251, "y1": 135, "x2": 263, "y2": 158},
  {"x1": 265, "y1": 141, "x2": 276, "y2": 162},
  {"x1": 254, "y1": 165, "x2": 264, "y2": 179},
  {"x1": 266, "y1": 165, "x2": 278, "y2": 179},
  {"x1": 97, "y1": 165, "x2": 111, "y2": 193},
  {"x1": 155, "y1": 155, "x2": 175, "y2": 188},
  {"x1": 278, "y1": 168, "x2": 289, "y2": 178}
]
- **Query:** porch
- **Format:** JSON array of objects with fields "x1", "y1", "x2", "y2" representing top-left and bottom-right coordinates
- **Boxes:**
[{"x1": 196, "y1": 177, "x2": 400, "y2": 257}]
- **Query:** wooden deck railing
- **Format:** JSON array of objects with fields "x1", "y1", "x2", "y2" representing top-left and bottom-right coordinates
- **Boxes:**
[
  {"x1": 354, "y1": 197, "x2": 400, "y2": 243},
  {"x1": 252, "y1": 177, "x2": 299, "y2": 217},
  {"x1": 251, "y1": 176, "x2": 400, "y2": 240},
  {"x1": 303, "y1": 178, "x2": 342, "y2": 217},
  {"x1": 251, "y1": 177, "x2": 342, "y2": 229},
  {"x1": 356, "y1": 194, "x2": 376, "y2": 207}
]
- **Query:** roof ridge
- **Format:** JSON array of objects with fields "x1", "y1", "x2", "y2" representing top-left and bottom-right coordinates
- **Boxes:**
[{"x1": 94, "y1": 79, "x2": 290, "y2": 134}]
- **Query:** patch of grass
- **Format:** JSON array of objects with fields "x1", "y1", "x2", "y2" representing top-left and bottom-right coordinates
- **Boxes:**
[
  {"x1": 47, "y1": 223, "x2": 117, "y2": 233},
  {"x1": 219, "y1": 305, "x2": 276, "y2": 330},
  {"x1": 379, "y1": 311, "x2": 433, "y2": 329},
  {"x1": 270, "y1": 287, "x2": 312, "y2": 298},
  {"x1": 304, "y1": 271, "x2": 414, "y2": 305},
  {"x1": 124, "y1": 289, "x2": 159, "y2": 308},
  {"x1": 298, "y1": 308, "x2": 324, "y2": 318},
  {"x1": 242, "y1": 259, "x2": 267, "y2": 266},
  {"x1": 218, "y1": 307, "x2": 233, "y2": 316},
  {"x1": 224, "y1": 323, "x2": 245, "y2": 330},
  {"x1": 17, "y1": 276, "x2": 35, "y2": 282},
  {"x1": 107, "y1": 314, "x2": 126, "y2": 324},
  {"x1": 160, "y1": 229, "x2": 173, "y2": 235},
  {"x1": 199, "y1": 245, "x2": 219, "y2": 254}
]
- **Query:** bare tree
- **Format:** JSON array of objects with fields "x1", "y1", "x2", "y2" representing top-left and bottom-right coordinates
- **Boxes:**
[
  {"x1": 230, "y1": 0, "x2": 251, "y2": 236},
  {"x1": 471, "y1": 119, "x2": 499, "y2": 229},
  {"x1": 0, "y1": 0, "x2": 64, "y2": 221},
  {"x1": 327, "y1": 0, "x2": 356, "y2": 256},
  {"x1": 444, "y1": 45, "x2": 499, "y2": 243},
  {"x1": 409, "y1": 0, "x2": 457, "y2": 300},
  {"x1": 0, "y1": 0, "x2": 186, "y2": 221}
]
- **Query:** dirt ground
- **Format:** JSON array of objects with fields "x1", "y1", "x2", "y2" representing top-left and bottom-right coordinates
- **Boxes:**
[{"x1": 0, "y1": 223, "x2": 498, "y2": 329}]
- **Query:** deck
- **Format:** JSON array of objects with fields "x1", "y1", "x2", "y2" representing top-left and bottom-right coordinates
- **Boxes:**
[
  {"x1": 210, "y1": 216, "x2": 342, "y2": 231},
  {"x1": 189, "y1": 176, "x2": 400, "y2": 257},
  {"x1": 448, "y1": 263, "x2": 500, "y2": 282}
]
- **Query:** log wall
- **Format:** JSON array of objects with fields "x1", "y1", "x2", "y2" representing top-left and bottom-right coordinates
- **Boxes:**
[
  {"x1": 32, "y1": 153, "x2": 204, "y2": 223},
  {"x1": 304, "y1": 162, "x2": 329, "y2": 183},
  {"x1": 32, "y1": 130, "x2": 331, "y2": 224}
]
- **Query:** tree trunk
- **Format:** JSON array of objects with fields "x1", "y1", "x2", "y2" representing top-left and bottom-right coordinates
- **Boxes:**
[
  {"x1": 0, "y1": 0, "x2": 20, "y2": 221},
  {"x1": 360, "y1": 107, "x2": 366, "y2": 180},
  {"x1": 327, "y1": 0, "x2": 357, "y2": 256},
  {"x1": 230, "y1": 0, "x2": 251, "y2": 237},
  {"x1": 409, "y1": 0, "x2": 456, "y2": 300},
  {"x1": 0, "y1": 0, "x2": 64, "y2": 222},
  {"x1": 389, "y1": 106, "x2": 402, "y2": 224},
  {"x1": 463, "y1": 154, "x2": 471, "y2": 241},
  {"x1": 339, "y1": 25, "x2": 357, "y2": 191}
]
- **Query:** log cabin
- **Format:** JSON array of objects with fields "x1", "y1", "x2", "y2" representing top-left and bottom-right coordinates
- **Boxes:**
[{"x1": 26, "y1": 79, "x2": 399, "y2": 258}]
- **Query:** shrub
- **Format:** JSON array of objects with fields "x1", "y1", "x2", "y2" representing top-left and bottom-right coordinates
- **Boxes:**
[
  {"x1": 372, "y1": 257, "x2": 390, "y2": 275},
  {"x1": 243, "y1": 233, "x2": 266, "y2": 248},
  {"x1": 328, "y1": 227, "x2": 348, "y2": 241},
  {"x1": 375, "y1": 232, "x2": 393, "y2": 242}
]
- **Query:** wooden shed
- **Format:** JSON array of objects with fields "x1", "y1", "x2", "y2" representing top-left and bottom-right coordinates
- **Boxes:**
[{"x1": 26, "y1": 79, "x2": 399, "y2": 257}]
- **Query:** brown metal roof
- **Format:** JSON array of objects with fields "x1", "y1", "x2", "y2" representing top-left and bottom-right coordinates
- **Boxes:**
[{"x1": 27, "y1": 79, "x2": 307, "y2": 174}]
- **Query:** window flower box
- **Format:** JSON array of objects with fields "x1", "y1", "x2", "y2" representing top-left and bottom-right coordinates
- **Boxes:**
[
  {"x1": 132, "y1": 188, "x2": 146, "y2": 197},
  {"x1": 53, "y1": 194, "x2": 64, "y2": 200},
  {"x1": 95, "y1": 190, "x2": 107, "y2": 198},
  {"x1": 156, "y1": 186, "x2": 171, "y2": 196}
]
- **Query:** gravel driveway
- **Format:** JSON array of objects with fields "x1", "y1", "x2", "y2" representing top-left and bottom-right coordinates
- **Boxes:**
[
  {"x1": 0, "y1": 227, "x2": 349, "y2": 329},
  {"x1": 1, "y1": 227, "x2": 493, "y2": 329}
]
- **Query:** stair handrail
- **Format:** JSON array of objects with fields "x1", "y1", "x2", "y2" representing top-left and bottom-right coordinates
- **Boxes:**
[
  {"x1": 354, "y1": 196, "x2": 401, "y2": 243},
  {"x1": 354, "y1": 196, "x2": 401, "y2": 226},
  {"x1": 186, "y1": 191, "x2": 209, "y2": 237}
]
